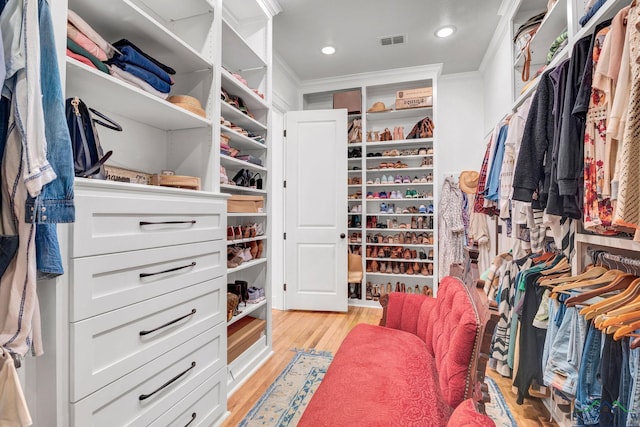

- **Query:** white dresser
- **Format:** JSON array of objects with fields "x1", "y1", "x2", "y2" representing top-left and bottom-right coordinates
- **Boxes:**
[{"x1": 67, "y1": 180, "x2": 227, "y2": 426}]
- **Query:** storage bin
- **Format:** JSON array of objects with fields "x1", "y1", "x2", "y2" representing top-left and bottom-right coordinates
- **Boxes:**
[
  {"x1": 395, "y1": 87, "x2": 433, "y2": 110},
  {"x1": 227, "y1": 316, "x2": 266, "y2": 363},
  {"x1": 333, "y1": 89, "x2": 362, "y2": 114},
  {"x1": 227, "y1": 195, "x2": 264, "y2": 213}
]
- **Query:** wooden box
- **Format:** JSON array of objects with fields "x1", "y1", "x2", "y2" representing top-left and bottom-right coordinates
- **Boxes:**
[
  {"x1": 228, "y1": 316, "x2": 266, "y2": 363},
  {"x1": 228, "y1": 195, "x2": 264, "y2": 213},
  {"x1": 333, "y1": 89, "x2": 362, "y2": 114},
  {"x1": 149, "y1": 174, "x2": 201, "y2": 190},
  {"x1": 104, "y1": 165, "x2": 152, "y2": 185},
  {"x1": 395, "y1": 87, "x2": 433, "y2": 110}
]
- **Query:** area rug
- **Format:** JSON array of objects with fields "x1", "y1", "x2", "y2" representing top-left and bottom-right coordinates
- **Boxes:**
[
  {"x1": 485, "y1": 376, "x2": 518, "y2": 427},
  {"x1": 239, "y1": 349, "x2": 332, "y2": 427}
]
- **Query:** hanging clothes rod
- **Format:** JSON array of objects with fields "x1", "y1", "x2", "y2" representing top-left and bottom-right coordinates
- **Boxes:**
[{"x1": 587, "y1": 247, "x2": 640, "y2": 274}]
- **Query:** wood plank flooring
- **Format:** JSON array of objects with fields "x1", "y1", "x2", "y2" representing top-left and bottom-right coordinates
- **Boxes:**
[{"x1": 222, "y1": 307, "x2": 557, "y2": 426}]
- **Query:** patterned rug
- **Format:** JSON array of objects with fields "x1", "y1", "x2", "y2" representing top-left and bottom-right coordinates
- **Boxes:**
[
  {"x1": 240, "y1": 350, "x2": 517, "y2": 427},
  {"x1": 485, "y1": 376, "x2": 518, "y2": 427},
  {"x1": 239, "y1": 349, "x2": 332, "y2": 427}
]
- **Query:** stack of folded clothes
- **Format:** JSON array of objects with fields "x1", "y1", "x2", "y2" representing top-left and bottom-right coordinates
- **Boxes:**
[
  {"x1": 66, "y1": 10, "x2": 115, "y2": 74},
  {"x1": 107, "y1": 39, "x2": 176, "y2": 99}
]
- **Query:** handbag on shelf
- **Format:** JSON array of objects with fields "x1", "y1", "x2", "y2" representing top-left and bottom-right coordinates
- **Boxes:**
[
  {"x1": 514, "y1": 11, "x2": 546, "y2": 82},
  {"x1": 65, "y1": 96, "x2": 122, "y2": 179},
  {"x1": 406, "y1": 116, "x2": 435, "y2": 139}
]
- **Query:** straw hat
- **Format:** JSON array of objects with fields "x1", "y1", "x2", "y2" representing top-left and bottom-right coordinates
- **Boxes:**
[
  {"x1": 367, "y1": 101, "x2": 391, "y2": 113},
  {"x1": 168, "y1": 95, "x2": 207, "y2": 118},
  {"x1": 459, "y1": 170, "x2": 479, "y2": 194}
]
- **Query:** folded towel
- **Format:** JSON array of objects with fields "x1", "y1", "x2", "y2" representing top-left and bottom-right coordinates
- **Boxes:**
[
  {"x1": 67, "y1": 38, "x2": 109, "y2": 74},
  {"x1": 113, "y1": 38, "x2": 176, "y2": 75},
  {"x1": 111, "y1": 62, "x2": 170, "y2": 93},
  {"x1": 67, "y1": 10, "x2": 116, "y2": 58},
  {"x1": 67, "y1": 49, "x2": 98, "y2": 70},
  {"x1": 108, "y1": 65, "x2": 169, "y2": 99},
  {"x1": 110, "y1": 45, "x2": 172, "y2": 85},
  {"x1": 67, "y1": 22, "x2": 107, "y2": 61}
]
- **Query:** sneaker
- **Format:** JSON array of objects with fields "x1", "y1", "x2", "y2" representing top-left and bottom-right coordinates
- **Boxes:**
[
  {"x1": 387, "y1": 203, "x2": 395, "y2": 214},
  {"x1": 394, "y1": 174, "x2": 402, "y2": 184},
  {"x1": 379, "y1": 203, "x2": 387, "y2": 213},
  {"x1": 395, "y1": 206, "x2": 402, "y2": 214},
  {"x1": 374, "y1": 177, "x2": 381, "y2": 185},
  {"x1": 381, "y1": 175, "x2": 388, "y2": 184},
  {"x1": 418, "y1": 205, "x2": 427, "y2": 214},
  {"x1": 427, "y1": 204, "x2": 434, "y2": 214}
]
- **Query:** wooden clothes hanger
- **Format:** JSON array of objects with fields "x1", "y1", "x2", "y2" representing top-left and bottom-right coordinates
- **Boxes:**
[
  {"x1": 585, "y1": 278, "x2": 640, "y2": 322},
  {"x1": 566, "y1": 274, "x2": 636, "y2": 308},
  {"x1": 551, "y1": 269, "x2": 624, "y2": 296},
  {"x1": 539, "y1": 265, "x2": 607, "y2": 288}
]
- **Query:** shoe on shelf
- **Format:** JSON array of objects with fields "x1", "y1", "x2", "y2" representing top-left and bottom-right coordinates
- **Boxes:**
[{"x1": 418, "y1": 205, "x2": 427, "y2": 214}]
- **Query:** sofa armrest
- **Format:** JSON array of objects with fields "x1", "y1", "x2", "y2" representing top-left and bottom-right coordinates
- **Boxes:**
[{"x1": 379, "y1": 292, "x2": 436, "y2": 339}]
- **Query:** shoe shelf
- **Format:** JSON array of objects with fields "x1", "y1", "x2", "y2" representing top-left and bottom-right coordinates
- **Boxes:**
[
  {"x1": 221, "y1": 67, "x2": 269, "y2": 112},
  {"x1": 227, "y1": 258, "x2": 267, "y2": 274},
  {"x1": 367, "y1": 242, "x2": 434, "y2": 247},
  {"x1": 220, "y1": 102, "x2": 267, "y2": 132},
  {"x1": 367, "y1": 257, "x2": 434, "y2": 262},
  {"x1": 347, "y1": 184, "x2": 362, "y2": 188},
  {"x1": 347, "y1": 198, "x2": 363, "y2": 202},
  {"x1": 348, "y1": 169, "x2": 363, "y2": 174},
  {"x1": 220, "y1": 155, "x2": 267, "y2": 172},
  {"x1": 227, "y1": 212, "x2": 267, "y2": 218},
  {"x1": 227, "y1": 299, "x2": 268, "y2": 327},
  {"x1": 220, "y1": 125, "x2": 267, "y2": 151},
  {"x1": 347, "y1": 213, "x2": 362, "y2": 216},
  {"x1": 366, "y1": 155, "x2": 433, "y2": 161},
  {"x1": 366, "y1": 197, "x2": 433, "y2": 202},
  {"x1": 366, "y1": 183, "x2": 433, "y2": 187},
  {"x1": 227, "y1": 236, "x2": 267, "y2": 245},
  {"x1": 367, "y1": 272, "x2": 434, "y2": 278},
  {"x1": 348, "y1": 158, "x2": 362, "y2": 163},
  {"x1": 366, "y1": 167, "x2": 433, "y2": 173},
  {"x1": 347, "y1": 143, "x2": 363, "y2": 148},
  {"x1": 365, "y1": 138, "x2": 433, "y2": 148},
  {"x1": 67, "y1": 60, "x2": 212, "y2": 131},
  {"x1": 366, "y1": 107, "x2": 433, "y2": 122},
  {"x1": 348, "y1": 227, "x2": 363, "y2": 231},
  {"x1": 220, "y1": 184, "x2": 267, "y2": 194},
  {"x1": 366, "y1": 228, "x2": 434, "y2": 232},
  {"x1": 370, "y1": 213, "x2": 434, "y2": 217}
]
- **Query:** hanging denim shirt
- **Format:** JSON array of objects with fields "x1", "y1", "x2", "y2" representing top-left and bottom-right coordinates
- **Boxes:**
[
  {"x1": 25, "y1": 0, "x2": 76, "y2": 277},
  {"x1": 484, "y1": 124, "x2": 509, "y2": 202}
]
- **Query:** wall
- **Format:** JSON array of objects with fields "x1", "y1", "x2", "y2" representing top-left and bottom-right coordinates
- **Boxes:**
[
  {"x1": 436, "y1": 72, "x2": 486, "y2": 189},
  {"x1": 271, "y1": 55, "x2": 300, "y2": 310}
]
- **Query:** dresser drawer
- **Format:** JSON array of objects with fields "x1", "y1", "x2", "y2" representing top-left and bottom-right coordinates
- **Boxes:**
[
  {"x1": 71, "y1": 240, "x2": 225, "y2": 321},
  {"x1": 70, "y1": 278, "x2": 225, "y2": 402},
  {"x1": 72, "y1": 184, "x2": 226, "y2": 257},
  {"x1": 71, "y1": 325, "x2": 225, "y2": 427},
  {"x1": 149, "y1": 368, "x2": 226, "y2": 427}
]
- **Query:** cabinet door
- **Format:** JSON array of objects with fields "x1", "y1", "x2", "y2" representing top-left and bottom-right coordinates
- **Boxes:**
[{"x1": 284, "y1": 110, "x2": 348, "y2": 312}]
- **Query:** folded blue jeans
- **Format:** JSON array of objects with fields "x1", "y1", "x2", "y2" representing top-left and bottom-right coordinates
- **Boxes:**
[
  {"x1": 111, "y1": 62, "x2": 170, "y2": 93},
  {"x1": 111, "y1": 45, "x2": 171, "y2": 84}
]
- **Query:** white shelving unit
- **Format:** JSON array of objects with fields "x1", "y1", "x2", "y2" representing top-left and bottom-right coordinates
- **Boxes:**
[
  {"x1": 302, "y1": 66, "x2": 440, "y2": 306},
  {"x1": 29, "y1": 0, "x2": 276, "y2": 425},
  {"x1": 219, "y1": 0, "x2": 273, "y2": 398}
]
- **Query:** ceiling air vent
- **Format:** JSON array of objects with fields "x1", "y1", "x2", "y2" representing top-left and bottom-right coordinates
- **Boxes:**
[{"x1": 379, "y1": 34, "x2": 407, "y2": 46}]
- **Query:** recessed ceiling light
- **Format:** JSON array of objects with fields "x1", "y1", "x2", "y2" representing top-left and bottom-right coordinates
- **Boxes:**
[
  {"x1": 435, "y1": 26, "x2": 456, "y2": 38},
  {"x1": 321, "y1": 46, "x2": 336, "y2": 55}
]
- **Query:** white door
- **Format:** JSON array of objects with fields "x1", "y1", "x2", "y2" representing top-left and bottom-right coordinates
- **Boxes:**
[{"x1": 284, "y1": 109, "x2": 348, "y2": 312}]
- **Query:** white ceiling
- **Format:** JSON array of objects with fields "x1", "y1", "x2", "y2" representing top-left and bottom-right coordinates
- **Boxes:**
[{"x1": 273, "y1": 0, "x2": 505, "y2": 81}]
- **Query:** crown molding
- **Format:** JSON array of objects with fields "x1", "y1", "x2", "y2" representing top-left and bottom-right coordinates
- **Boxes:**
[
  {"x1": 300, "y1": 64, "x2": 443, "y2": 94},
  {"x1": 479, "y1": 0, "x2": 519, "y2": 73},
  {"x1": 260, "y1": 0, "x2": 283, "y2": 16},
  {"x1": 274, "y1": 53, "x2": 302, "y2": 87}
]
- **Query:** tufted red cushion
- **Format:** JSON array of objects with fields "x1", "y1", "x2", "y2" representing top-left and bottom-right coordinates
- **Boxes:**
[
  {"x1": 446, "y1": 399, "x2": 496, "y2": 427},
  {"x1": 424, "y1": 277, "x2": 480, "y2": 408},
  {"x1": 298, "y1": 323, "x2": 453, "y2": 427}
]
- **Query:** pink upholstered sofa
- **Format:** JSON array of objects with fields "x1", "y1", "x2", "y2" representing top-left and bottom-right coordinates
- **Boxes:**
[{"x1": 299, "y1": 276, "x2": 495, "y2": 427}]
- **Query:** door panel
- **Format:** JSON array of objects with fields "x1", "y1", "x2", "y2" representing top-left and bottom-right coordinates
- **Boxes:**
[{"x1": 284, "y1": 110, "x2": 348, "y2": 311}]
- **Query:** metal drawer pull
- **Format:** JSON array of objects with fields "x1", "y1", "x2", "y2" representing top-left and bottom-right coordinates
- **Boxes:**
[
  {"x1": 139, "y1": 309, "x2": 196, "y2": 336},
  {"x1": 139, "y1": 220, "x2": 197, "y2": 226},
  {"x1": 139, "y1": 262, "x2": 197, "y2": 278},
  {"x1": 184, "y1": 413, "x2": 197, "y2": 427},
  {"x1": 138, "y1": 361, "x2": 196, "y2": 401}
]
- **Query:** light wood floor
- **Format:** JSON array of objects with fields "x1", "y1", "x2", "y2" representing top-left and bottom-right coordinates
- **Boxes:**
[{"x1": 223, "y1": 307, "x2": 556, "y2": 426}]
